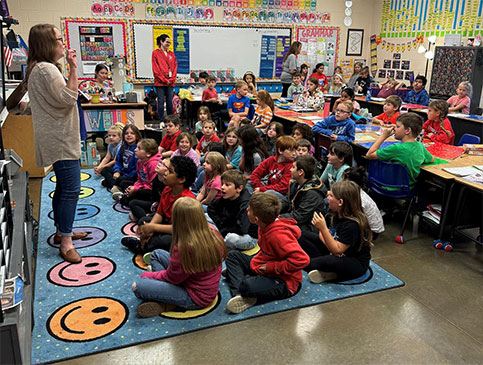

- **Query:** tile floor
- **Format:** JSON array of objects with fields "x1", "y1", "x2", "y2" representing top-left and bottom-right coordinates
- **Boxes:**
[{"x1": 27, "y1": 178, "x2": 483, "y2": 364}]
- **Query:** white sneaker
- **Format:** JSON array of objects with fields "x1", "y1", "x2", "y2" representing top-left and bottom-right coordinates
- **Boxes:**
[
  {"x1": 111, "y1": 185, "x2": 121, "y2": 194},
  {"x1": 226, "y1": 295, "x2": 256, "y2": 314},
  {"x1": 308, "y1": 270, "x2": 337, "y2": 284},
  {"x1": 112, "y1": 192, "x2": 124, "y2": 201}
]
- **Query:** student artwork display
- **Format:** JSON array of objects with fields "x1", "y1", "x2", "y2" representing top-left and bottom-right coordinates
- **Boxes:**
[
  {"x1": 138, "y1": 0, "x2": 318, "y2": 10},
  {"x1": 146, "y1": 5, "x2": 215, "y2": 20},
  {"x1": 296, "y1": 26, "x2": 340, "y2": 76},
  {"x1": 91, "y1": 1, "x2": 135, "y2": 17},
  {"x1": 223, "y1": 9, "x2": 329, "y2": 23},
  {"x1": 339, "y1": 59, "x2": 353, "y2": 80},
  {"x1": 375, "y1": 34, "x2": 424, "y2": 53},
  {"x1": 380, "y1": 0, "x2": 483, "y2": 38}
]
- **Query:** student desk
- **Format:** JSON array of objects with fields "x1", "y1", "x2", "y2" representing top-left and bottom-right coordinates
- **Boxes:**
[
  {"x1": 81, "y1": 102, "x2": 146, "y2": 132},
  {"x1": 354, "y1": 97, "x2": 385, "y2": 116},
  {"x1": 409, "y1": 108, "x2": 483, "y2": 143}
]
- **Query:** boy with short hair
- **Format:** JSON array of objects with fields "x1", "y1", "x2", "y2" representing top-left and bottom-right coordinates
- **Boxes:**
[
  {"x1": 281, "y1": 155, "x2": 326, "y2": 233},
  {"x1": 322, "y1": 141, "x2": 353, "y2": 189},
  {"x1": 158, "y1": 115, "x2": 182, "y2": 158},
  {"x1": 373, "y1": 95, "x2": 402, "y2": 125},
  {"x1": 202, "y1": 75, "x2": 223, "y2": 105},
  {"x1": 312, "y1": 100, "x2": 356, "y2": 143},
  {"x1": 296, "y1": 138, "x2": 312, "y2": 156},
  {"x1": 207, "y1": 170, "x2": 258, "y2": 250},
  {"x1": 196, "y1": 120, "x2": 220, "y2": 157},
  {"x1": 250, "y1": 136, "x2": 298, "y2": 198},
  {"x1": 191, "y1": 71, "x2": 209, "y2": 97},
  {"x1": 403, "y1": 75, "x2": 430, "y2": 106},
  {"x1": 287, "y1": 71, "x2": 305, "y2": 98},
  {"x1": 366, "y1": 112, "x2": 434, "y2": 186},
  {"x1": 228, "y1": 80, "x2": 250, "y2": 128},
  {"x1": 121, "y1": 156, "x2": 197, "y2": 253},
  {"x1": 225, "y1": 192, "x2": 310, "y2": 314}
]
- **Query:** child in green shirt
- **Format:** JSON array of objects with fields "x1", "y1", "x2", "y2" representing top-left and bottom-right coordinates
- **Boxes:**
[{"x1": 366, "y1": 112, "x2": 434, "y2": 186}]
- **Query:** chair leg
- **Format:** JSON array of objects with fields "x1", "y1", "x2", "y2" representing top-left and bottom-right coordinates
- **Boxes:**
[{"x1": 400, "y1": 196, "x2": 416, "y2": 237}]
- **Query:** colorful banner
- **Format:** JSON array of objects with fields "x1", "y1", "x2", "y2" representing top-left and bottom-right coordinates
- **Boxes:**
[
  {"x1": 275, "y1": 35, "x2": 291, "y2": 77},
  {"x1": 174, "y1": 28, "x2": 190, "y2": 74},
  {"x1": 259, "y1": 35, "x2": 276, "y2": 78},
  {"x1": 380, "y1": 0, "x2": 483, "y2": 38}
]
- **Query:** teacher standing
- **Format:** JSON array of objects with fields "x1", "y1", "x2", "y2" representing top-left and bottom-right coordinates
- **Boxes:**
[
  {"x1": 152, "y1": 34, "x2": 177, "y2": 121},
  {"x1": 26, "y1": 24, "x2": 86, "y2": 263},
  {"x1": 280, "y1": 41, "x2": 302, "y2": 98}
]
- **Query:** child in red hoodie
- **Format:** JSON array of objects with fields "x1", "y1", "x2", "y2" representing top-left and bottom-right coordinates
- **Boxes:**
[
  {"x1": 249, "y1": 136, "x2": 298, "y2": 199},
  {"x1": 423, "y1": 100, "x2": 455, "y2": 145},
  {"x1": 225, "y1": 193, "x2": 310, "y2": 314}
]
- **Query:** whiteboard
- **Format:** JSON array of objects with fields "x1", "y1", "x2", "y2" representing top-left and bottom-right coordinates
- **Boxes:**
[{"x1": 132, "y1": 22, "x2": 291, "y2": 80}]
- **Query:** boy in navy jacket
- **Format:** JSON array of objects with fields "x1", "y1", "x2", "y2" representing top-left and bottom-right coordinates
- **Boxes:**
[{"x1": 312, "y1": 100, "x2": 356, "y2": 143}]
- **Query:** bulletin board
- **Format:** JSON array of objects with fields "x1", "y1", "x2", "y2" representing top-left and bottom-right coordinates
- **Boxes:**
[
  {"x1": 295, "y1": 26, "x2": 340, "y2": 77},
  {"x1": 130, "y1": 20, "x2": 292, "y2": 81},
  {"x1": 62, "y1": 18, "x2": 128, "y2": 80}
]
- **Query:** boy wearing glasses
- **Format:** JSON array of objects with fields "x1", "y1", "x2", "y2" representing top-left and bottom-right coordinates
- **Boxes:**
[{"x1": 312, "y1": 100, "x2": 356, "y2": 143}]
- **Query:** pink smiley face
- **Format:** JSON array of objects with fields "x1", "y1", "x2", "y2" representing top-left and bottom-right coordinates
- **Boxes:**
[{"x1": 47, "y1": 256, "x2": 116, "y2": 287}]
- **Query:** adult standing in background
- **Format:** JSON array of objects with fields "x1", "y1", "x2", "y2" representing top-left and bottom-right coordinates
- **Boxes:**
[
  {"x1": 152, "y1": 34, "x2": 177, "y2": 121},
  {"x1": 26, "y1": 24, "x2": 86, "y2": 263},
  {"x1": 280, "y1": 41, "x2": 302, "y2": 98}
]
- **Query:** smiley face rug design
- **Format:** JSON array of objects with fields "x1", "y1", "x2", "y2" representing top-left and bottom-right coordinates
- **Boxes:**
[
  {"x1": 47, "y1": 257, "x2": 116, "y2": 287},
  {"x1": 48, "y1": 227, "x2": 107, "y2": 249},
  {"x1": 46, "y1": 297, "x2": 128, "y2": 342},
  {"x1": 50, "y1": 172, "x2": 91, "y2": 183},
  {"x1": 48, "y1": 204, "x2": 100, "y2": 221},
  {"x1": 121, "y1": 222, "x2": 138, "y2": 236},
  {"x1": 49, "y1": 186, "x2": 95, "y2": 199},
  {"x1": 160, "y1": 293, "x2": 221, "y2": 320},
  {"x1": 113, "y1": 202, "x2": 130, "y2": 214}
]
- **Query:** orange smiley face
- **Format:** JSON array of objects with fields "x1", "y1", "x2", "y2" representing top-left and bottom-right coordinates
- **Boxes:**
[{"x1": 47, "y1": 297, "x2": 128, "y2": 342}]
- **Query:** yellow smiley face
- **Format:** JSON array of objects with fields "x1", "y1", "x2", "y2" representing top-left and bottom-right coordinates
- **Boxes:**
[
  {"x1": 160, "y1": 294, "x2": 220, "y2": 319},
  {"x1": 47, "y1": 297, "x2": 128, "y2": 342},
  {"x1": 50, "y1": 172, "x2": 91, "y2": 183},
  {"x1": 49, "y1": 186, "x2": 95, "y2": 199}
]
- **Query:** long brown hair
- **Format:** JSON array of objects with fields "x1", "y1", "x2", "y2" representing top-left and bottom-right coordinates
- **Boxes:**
[
  {"x1": 26, "y1": 24, "x2": 62, "y2": 82},
  {"x1": 257, "y1": 90, "x2": 274, "y2": 113},
  {"x1": 171, "y1": 198, "x2": 227, "y2": 274},
  {"x1": 282, "y1": 41, "x2": 302, "y2": 63},
  {"x1": 331, "y1": 180, "x2": 372, "y2": 250}
]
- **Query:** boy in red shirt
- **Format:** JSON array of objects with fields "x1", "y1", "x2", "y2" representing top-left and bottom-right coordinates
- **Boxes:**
[
  {"x1": 250, "y1": 136, "x2": 298, "y2": 199},
  {"x1": 196, "y1": 120, "x2": 220, "y2": 157},
  {"x1": 158, "y1": 115, "x2": 182, "y2": 158},
  {"x1": 202, "y1": 75, "x2": 223, "y2": 105},
  {"x1": 225, "y1": 192, "x2": 310, "y2": 314},
  {"x1": 121, "y1": 156, "x2": 197, "y2": 253},
  {"x1": 373, "y1": 95, "x2": 402, "y2": 126}
]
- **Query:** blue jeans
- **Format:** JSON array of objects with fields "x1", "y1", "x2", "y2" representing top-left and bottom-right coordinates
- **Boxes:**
[
  {"x1": 155, "y1": 86, "x2": 173, "y2": 121},
  {"x1": 192, "y1": 166, "x2": 205, "y2": 193},
  {"x1": 132, "y1": 249, "x2": 198, "y2": 308},
  {"x1": 52, "y1": 160, "x2": 81, "y2": 236},
  {"x1": 225, "y1": 233, "x2": 258, "y2": 250},
  {"x1": 264, "y1": 190, "x2": 285, "y2": 200}
]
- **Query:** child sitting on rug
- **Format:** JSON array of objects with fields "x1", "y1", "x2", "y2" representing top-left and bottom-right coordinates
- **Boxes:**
[
  {"x1": 96, "y1": 122, "x2": 123, "y2": 178},
  {"x1": 225, "y1": 193, "x2": 309, "y2": 314},
  {"x1": 103, "y1": 124, "x2": 141, "y2": 199},
  {"x1": 298, "y1": 180, "x2": 372, "y2": 283},
  {"x1": 133, "y1": 197, "x2": 227, "y2": 318},
  {"x1": 114, "y1": 138, "x2": 161, "y2": 203},
  {"x1": 121, "y1": 156, "x2": 197, "y2": 253}
]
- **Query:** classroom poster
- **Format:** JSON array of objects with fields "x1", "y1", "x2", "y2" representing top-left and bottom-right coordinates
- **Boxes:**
[
  {"x1": 296, "y1": 26, "x2": 339, "y2": 76},
  {"x1": 259, "y1": 35, "x2": 276, "y2": 78},
  {"x1": 275, "y1": 35, "x2": 291, "y2": 77},
  {"x1": 173, "y1": 28, "x2": 190, "y2": 74},
  {"x1": 153, "y1": 26, "x2": 174, "y2": 51},
  {"x1": 79, "y1": 26, "x2": 115, "y2": 74}
]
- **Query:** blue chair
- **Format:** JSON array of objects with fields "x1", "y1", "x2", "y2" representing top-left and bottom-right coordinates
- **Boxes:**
[
  {"x1": 247, "y1": 103, "x2": 256, "y2": 120},
  {"x1": 457, "y1": 134, "x2": 480, "y2": 146},
  {"x1": 368, "y1": 160, "x2": 416, "y2": 243}
]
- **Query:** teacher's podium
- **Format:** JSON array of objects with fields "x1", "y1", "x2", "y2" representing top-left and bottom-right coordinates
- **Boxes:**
[{"x1": 81, "y1": 102, "x2": 147, "y2": 131}]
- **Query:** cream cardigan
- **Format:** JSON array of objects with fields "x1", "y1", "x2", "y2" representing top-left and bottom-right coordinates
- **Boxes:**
[{"x1": 28, "y1": 62, "x2": 80, "y2": 167}]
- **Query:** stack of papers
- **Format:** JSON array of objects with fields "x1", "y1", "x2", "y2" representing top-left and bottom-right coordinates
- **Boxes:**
[{"x1": 442, "y1": 166, "x2": 480, "y2": 176}]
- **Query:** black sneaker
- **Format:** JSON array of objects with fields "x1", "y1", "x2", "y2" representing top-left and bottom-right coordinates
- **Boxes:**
[
  {"x1": 121, "y1": 235, "x2": 141, "y2": 252},
  {"x1": 100, "y1": 178, "x2": 108, "y2": 188}
]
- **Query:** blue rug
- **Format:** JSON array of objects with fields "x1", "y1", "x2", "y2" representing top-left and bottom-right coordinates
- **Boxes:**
[{"x1": 31, "y1": 170, "x2": 404, "y2": 364}]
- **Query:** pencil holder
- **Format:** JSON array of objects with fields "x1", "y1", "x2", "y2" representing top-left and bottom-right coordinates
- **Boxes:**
[{"x1": 91, "y1": 93, "x2": 101, "y2": 104}]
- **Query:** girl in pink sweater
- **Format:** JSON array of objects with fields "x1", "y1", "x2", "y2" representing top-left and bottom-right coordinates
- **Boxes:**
[{"x1": 133, "y1": 197, "x2": 227, "y2": 317}]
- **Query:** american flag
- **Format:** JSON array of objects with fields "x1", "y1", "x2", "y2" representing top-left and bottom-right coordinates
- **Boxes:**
[{"x1": 3, "y1": 38, "x2": 12, "y2": 67}]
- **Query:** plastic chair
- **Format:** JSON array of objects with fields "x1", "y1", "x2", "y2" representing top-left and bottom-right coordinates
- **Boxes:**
[
  {"x1": 368, "y1": 160, "x2": 416, "y2": 243},
  {"x1": 457, "y1": 134, "x2": 481, "y2": 146}
]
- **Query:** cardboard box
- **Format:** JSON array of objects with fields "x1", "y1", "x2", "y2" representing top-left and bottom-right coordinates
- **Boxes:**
[{"x1": 86, "y1": 142, "x2": 101, "y2": 166}]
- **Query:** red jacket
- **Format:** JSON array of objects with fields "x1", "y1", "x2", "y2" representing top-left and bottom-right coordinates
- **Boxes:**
[
  {"x1": 152, "y1": 48, "x2": 177, "y2": 87},
  {"x1": 133, "y1": 152, "x2": 161, "y2": 191},
  {"x1": 140, "y1": 242, "x2": 222, "y2": 307},
  {"x1": 250, "y1": 155, "x2": 293, "y2": 194},
  {"x1": 251, "y1": 218, "x2": 309, "y2": 294},
  {"x1": 423, "y1": 118, "x2": 455, "y2": 145}
]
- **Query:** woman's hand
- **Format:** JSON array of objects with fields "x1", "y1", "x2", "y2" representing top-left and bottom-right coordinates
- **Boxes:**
[
  {"x1": 66, "y1": 49, "x2": 77, "y2": 69},
  {"x1": 312, "y1": 211, "x2": 327, "y2": 231}
]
